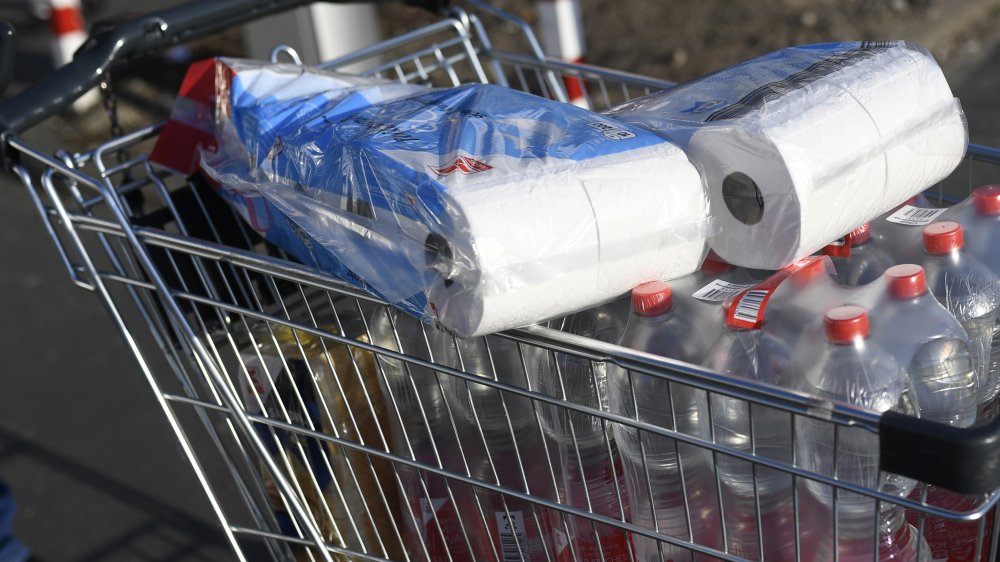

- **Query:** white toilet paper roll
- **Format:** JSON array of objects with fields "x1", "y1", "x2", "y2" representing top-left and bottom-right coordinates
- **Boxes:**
[
  {"x1": 824, "y1": 44, "x2": 954, "y2": 137},
  {"x1": 822, "y1": 45, "x2": 966, "y2": 202},
  {"x1": 691, "y1": 81, "x2": 888, "y2": 269},
  {"x1": 609, "y1": 41, "x2": 967, "y2": 271},
  {"x1": 585, "y1": 148, "x2": 710, "y2": 290},
  {"x1": 426, "y1": 146, "x2": 709, "y2": 337}
]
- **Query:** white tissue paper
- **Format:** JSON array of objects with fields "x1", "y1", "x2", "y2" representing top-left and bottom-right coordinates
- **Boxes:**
[
  {"x1": 609, "y1": 41, "x2": 968, "y2": 270},
  {"x1": 172, "y1": 59, "x2": 713, "y2": 337}
]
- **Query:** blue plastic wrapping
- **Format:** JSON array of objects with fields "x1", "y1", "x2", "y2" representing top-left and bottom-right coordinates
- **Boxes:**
[{"x1": 182, "y1": 58, "x2": 713, "y2": 336}]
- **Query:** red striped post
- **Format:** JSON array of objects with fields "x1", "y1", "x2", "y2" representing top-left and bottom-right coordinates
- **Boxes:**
[{"x1": 536, "y1": 0, "x2": 589, "y2": 108}]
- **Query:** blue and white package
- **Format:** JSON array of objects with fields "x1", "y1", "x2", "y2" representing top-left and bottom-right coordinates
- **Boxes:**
[
  {"x1": 608, "y1": 41, "x2": 967, "y2": 270},
  {"x1": 202, "y1": 60, "x2": 712, "y2": 336}
]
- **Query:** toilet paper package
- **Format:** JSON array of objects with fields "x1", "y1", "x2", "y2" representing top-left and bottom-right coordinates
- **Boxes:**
[
  {"x1": 165, "y1": 59, "x2": 714, "y2": 337},
  {"x1": 608, "y1": 41, "x2": 968, "y2": 270}
]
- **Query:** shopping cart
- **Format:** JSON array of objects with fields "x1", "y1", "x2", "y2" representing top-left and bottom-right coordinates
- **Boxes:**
[{"x1": 1, "y1": 1, "x2": 999, "y2": 560}]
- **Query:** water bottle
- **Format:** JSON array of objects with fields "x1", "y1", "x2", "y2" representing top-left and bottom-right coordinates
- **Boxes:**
[
  {"x1": 873, "y1": 264, "x2": 991, "y2": 561},
  {"x1": 533, "y1": 303, "x2": 633, "y2": 562},
  {"x1": 703, "y1": 300, "x2": 801, "y2": 561},
  {"x1": 608, "y1": 281, "x2": 722, "y2": 561},
  {"x1": 920, "y1": 221, "x2": 1000, "y2": 420},
  {"x1": 444, "y1": 334, "x2": 552, "y2": 562},
  {"x1": 944, "y1": 185, "x2": 1000, "y2": 421},
  {"x1": 754, "y1": 257, "x2": 847, "y2": 362},
  {"x1": 872, "y1": 264, "x2": 978, "y2": 428},
  {"x1": 872, "y1": 194, "x2": 944, "y2": 264},
  {"x1": 822, "y1": 223, "x2": 895, "y2": 286},
  {"x1": 793, "y1": 305, "x2": 927, "y2": 562},
  {"x1": 369, "y1": 307, "x2": 493, "y2": 562},
  {"x1": 934, "y1": 187, "x2": 1000, "y2": 561},
  {"x1": 669, "y1": 253, "x2": 773, "y2": 352}
]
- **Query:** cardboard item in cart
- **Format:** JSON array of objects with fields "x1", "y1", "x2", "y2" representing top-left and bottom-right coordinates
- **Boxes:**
[
  {"x1": 237, "y1": 323, "x2": 405, "y2": 561},
  {"x1": 152, "y1": 58, "x2": 714, "y2": 337}
]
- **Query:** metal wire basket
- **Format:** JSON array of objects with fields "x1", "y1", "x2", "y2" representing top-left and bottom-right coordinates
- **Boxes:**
[{"x1": 1, "y1": 1, "x2": 999, "y2": 561}]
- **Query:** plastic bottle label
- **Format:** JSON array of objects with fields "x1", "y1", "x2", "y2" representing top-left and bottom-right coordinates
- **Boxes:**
[
  {"x1": 885, "y1": 205, "x2": 947, "y2": 226},
  {"x1": 732, "y1": 289, "x2": 769, "y2": 323},
  {"x1": 692, "y1": 279, "x2": 755, "y2": 302},
  {"x1": 495, "y1": 511, "x2": 529, "y2": 562},
  {"x1": 725, "y1": 257, "x2": 823, "y2": 329},
  {"x1": 420, "y1": 496, "x2": 474, "y2": 562}
]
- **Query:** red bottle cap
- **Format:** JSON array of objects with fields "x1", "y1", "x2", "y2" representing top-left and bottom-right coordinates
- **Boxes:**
[
  {"x1": 845, "y1": 223, "x2": 871, "y2": 247},
  {"x1": 923, "y1": 221, "x2": 964, "y2": 254},
  {"x1": 973, "y1": 185, "x2": 1000, "y2": 216},
  {"x1": 885, "y1": 264, "x2": 927, "y2": 300},
  {"x1": 824, "y1": 305, "x2": 870, "y2": 343},
  {"x1": 632, "y1": 281, "x2": 673, "y2": 317},
  {"x1": 700, "y1": 252, "x2": 734, "y2": 275}
]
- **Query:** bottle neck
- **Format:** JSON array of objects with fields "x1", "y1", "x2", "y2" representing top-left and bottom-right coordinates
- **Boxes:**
[
  {"x1": 890, "y1": 291, "x2": 929, "y2": 306},
  {"x1": 828, "y1": 336, "x2": 867, "y2": 350},
  {"x1": 837, "y1": 499, "x2": 908, "y2": 539},
  {"x1": 926, "y1": 248, "x2": 963, "y2": 264}
]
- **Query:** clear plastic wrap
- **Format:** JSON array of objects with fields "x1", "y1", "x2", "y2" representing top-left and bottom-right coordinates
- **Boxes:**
[
  {"x1": 532, "y1": 305, "x2": 633, "y2": 562},
  {"x1": 726, "y1": 257, "x2": 979, "y2": 427},
  {"x1": 918, "y1": 221, "x2": 1000, "y2": 419},
  {"x1": 606, "y1": 282, "x2": 723, "y2": 562},
  {"x1": 944, "y1": 186, "x2": 1000, "y2": 422},
  {"x1": 821, "y1": 223, "x2": 896, "y2": 286},
  {"x1": 156, "y1": 58, "x2": 716, "y2": 337},
  {"x1": 607, "y1": 41, "x2": 968, "y2": 270},
  {"x1": 871, "y1": 195, "x2": 944, "y2": 265},
  {"x1": 792, "y1": 306, "x2": 927, "y2": 562},
  {"x1": 702, "y1": 307, "x2": 803, "y2": 561}
]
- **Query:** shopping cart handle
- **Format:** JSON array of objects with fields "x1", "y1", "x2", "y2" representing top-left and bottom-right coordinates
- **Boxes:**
[
  {"x1": 0, "y1": 0, "x2": 444, "y2": 167},
  {"x1": 880, "y1": 410, "x2": 1000, "y2": 495},
  {"x1": 0, "y1": 22, "x2": 13, "y2": 98}
]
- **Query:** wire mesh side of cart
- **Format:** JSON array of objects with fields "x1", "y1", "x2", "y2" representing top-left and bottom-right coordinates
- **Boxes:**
[{"x1": 7, "y1": 5, "x2": 1000, "y2": 562}]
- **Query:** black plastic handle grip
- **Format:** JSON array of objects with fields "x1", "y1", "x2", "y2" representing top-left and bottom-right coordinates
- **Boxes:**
[
  {"x1": 0, "y1": 22, "x2": 14, "y2": 98},
  {"x1": 0, "y1": 0, "x2": 447, "y2": 138},
  {"x1": 880, "y1": 410, "x2": 1000, "y2": 495}
]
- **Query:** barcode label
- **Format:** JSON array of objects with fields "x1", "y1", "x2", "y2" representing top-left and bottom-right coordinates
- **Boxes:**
[
  {"x1": 733, "y1": 290, "x2": 769, "y2": 323},
  {"x1": 885, "y1": 205, "x2": 947, "y2": 226},
  {"x1": 239, "y1": 353, "x2": 284, "y2": 414},
  {"x1": 496, "y1": 511, "x2": 528, "y2": 562},
  {"x1": 692, "y1": 279, "x2": 755, "y2": 302}
]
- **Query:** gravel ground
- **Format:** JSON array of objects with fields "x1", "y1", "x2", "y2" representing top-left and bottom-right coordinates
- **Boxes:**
[{"x1": 380, "y1": 0, "x2": 1000, "y2": 80}]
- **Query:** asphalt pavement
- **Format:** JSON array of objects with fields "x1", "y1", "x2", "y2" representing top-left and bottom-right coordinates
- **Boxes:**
[
  {"x1": 0, "y1": 2, "x2": 244, "y2": 561},
  {"x1": 0, "y1": 2, "x2": 996, "y2": 562}
]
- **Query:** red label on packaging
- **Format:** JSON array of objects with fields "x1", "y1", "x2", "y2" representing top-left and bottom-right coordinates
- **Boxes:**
[
  {"x1": 430, "y1": 156, "x2": 493, "y2": 177},
  {"x1": 150, "y1": 58, "x2": 234, "y2": 176},
  {"x1": 725, "y1": 257, "x2": 824, "y2": 330}
]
